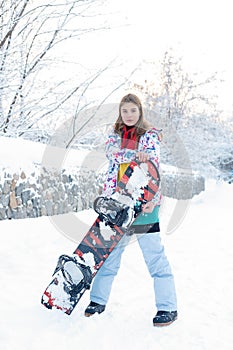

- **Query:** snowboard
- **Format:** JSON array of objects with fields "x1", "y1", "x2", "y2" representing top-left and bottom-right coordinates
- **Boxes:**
[{"x1": 41, "y1": 159, "x2": 160, "y2": 315}]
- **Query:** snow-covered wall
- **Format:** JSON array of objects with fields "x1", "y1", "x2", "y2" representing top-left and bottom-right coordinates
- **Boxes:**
[
  {"x1": 0, "y1": 136, "x2": 205, "y2": 220},
  {"x1": 0, "y1": 165, "x2": 205, "y2": 221},
  {"x1": 160, "y1": 166, "x2": 205, "y2": 200},
  {"x1": 0, "y1": 166, "x2": 99, "y2": 220}
]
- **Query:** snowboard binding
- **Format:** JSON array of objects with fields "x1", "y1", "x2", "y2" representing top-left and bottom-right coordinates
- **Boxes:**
[
  {"x1": 42, "y1": 255, "x2": 93, "y2": 313},
  {"x1": 53, "y1": 254, "x2": 92, "y2": 289},
  {"x1": 94, "y1": 196, "x2": 134, "y2": 228}
]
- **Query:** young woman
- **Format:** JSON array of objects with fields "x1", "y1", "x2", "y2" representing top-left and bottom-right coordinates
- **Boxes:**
[{"x1": 85, "y1": 94, "x2": 178, "y2": 326}]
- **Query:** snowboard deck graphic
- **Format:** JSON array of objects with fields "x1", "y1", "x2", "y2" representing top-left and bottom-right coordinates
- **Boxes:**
[{"x1": 41, "y1": 160, "x2": 160, "y2": 315}]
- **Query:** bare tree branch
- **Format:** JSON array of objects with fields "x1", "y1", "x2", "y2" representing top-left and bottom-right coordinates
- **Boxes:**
[
  {"x1": 66, "y1": 65, "x2": 139, "y2": 148},
  {"x1": 0, "y1": 0, "x2": 29, "y2": 49},
  {"x1": 0, "y1": 0, "x2": 110, "y2": 136}
]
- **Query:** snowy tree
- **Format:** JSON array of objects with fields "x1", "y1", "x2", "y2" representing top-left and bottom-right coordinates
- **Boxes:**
[
  {"x1": 131, "y1": 50, "x2": 233, "y2": 180},
  {"x1": 133, "y1": 50, "x2": 220, "y2": 128},
  {"x1": 0, "y1": 0, "x2": 108, "y2": 139}
]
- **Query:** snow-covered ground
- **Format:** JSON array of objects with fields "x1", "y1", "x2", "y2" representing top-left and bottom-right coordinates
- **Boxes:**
[
  {"x1": 1, "y1": 178, "x2": 233, "y2": 350},
  {"x1": 0, "y1": 136, "x2": 233, "y2": 349}
]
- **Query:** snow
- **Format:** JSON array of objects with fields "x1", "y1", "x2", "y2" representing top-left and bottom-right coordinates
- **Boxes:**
[
  {"x1": 0, "y1": 136, "x2": 90, "y2": 174},
  {"x1": 1, "y1": 136, "x2": 233, "y2": 349}
]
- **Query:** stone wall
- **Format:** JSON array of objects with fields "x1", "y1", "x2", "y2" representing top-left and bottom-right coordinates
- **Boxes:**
[
  {"x1": 160, "y1": 168, "x2": 205, "y2": 200},
  {"x1": 0, "y1": 166, "x2": 99, "y2": 220},
  {"x1": 0, "y1": 165, "x2": 205, "y2": 220}
]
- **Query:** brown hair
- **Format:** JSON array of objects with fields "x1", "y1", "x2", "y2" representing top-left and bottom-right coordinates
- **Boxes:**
[{"x1": 114, "y1": 93, "x2": 152, "y2": 139}]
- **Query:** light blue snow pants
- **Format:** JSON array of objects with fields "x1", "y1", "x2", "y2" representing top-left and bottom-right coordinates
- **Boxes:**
[{"x1": 90, "y1": 232, "x2": 177, "y2": 311}]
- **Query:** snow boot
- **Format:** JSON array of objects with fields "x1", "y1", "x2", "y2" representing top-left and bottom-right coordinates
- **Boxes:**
[
  {"x1": 84, "y1": 301, "x2": 106, "y2": 317},
  {"x1": 153, "y1": 310, "x2": 178, "y2": 327}
]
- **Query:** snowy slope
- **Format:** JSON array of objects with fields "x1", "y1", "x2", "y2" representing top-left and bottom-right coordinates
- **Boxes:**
[{"x1": 1, "y1": 179, "x2": 233, "y2": 350}]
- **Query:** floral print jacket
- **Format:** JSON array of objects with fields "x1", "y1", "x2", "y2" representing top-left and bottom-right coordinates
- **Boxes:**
[{"x1": 102, "y1": 127, "x2": 162, "y2": 206}]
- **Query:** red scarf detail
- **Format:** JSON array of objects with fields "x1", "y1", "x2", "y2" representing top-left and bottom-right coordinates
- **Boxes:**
[{"x1": 121, "y1": 126, "x2": 137, "y2": 150}]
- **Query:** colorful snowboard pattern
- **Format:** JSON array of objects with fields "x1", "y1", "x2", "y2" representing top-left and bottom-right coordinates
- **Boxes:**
[{"x1": 41, "y1": 160, "x2": 160, "y2": 315}]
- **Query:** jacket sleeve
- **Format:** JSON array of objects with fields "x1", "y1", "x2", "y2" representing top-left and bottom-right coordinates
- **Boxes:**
[
  {"x1": 105, "y1": 132, "x2": 137, "y2": 164},
  {"x1": 138, "y1": 128, "x2": 161, "y2": 167},
  {"x1": 139, "y1": 128, "x2": 162, "y2": 205}
]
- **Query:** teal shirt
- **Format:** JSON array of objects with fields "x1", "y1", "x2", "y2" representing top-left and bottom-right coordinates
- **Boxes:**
[{"x1": 133, "y1": 205, "x2": 160, "y2": 226}]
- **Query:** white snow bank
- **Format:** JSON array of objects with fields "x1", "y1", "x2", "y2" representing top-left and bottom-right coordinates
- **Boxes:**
[{"x1": 0, "y1": 136, "x2": 90, "y2": 172}]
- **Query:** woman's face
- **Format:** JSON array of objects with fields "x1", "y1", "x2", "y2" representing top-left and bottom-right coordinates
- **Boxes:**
[{"x1": 120, "y1": 102, "x2": 140, "y2": 127}]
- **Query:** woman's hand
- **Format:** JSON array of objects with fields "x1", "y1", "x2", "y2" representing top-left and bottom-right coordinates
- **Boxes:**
[
  {"x1": 142, "y1": 201, "x2": 155, "y2": 213},
  {"x1": 136, "y1": 152, "x2": 149, "y2": 163}
]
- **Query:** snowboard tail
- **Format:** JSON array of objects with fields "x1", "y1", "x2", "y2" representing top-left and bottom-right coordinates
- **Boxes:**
[{"x1": 41, "y1": 160, "x2": 160, "y2": 315}]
